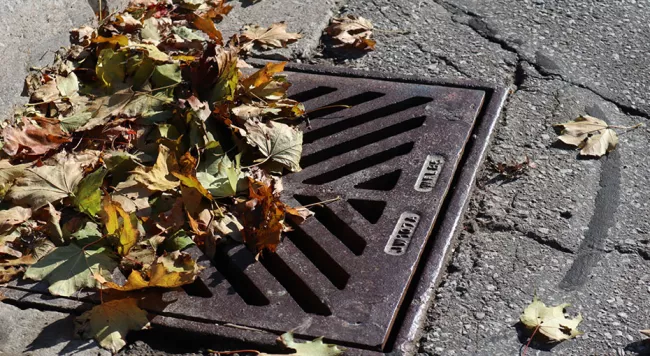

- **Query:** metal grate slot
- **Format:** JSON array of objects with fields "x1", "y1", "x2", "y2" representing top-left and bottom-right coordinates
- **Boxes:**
[
  {"x1": 354, "y1": 170, "x2": 402, "y2": 191},
  {"x1": 285, "y1": 223, "x2": 350, "y2": 290},
  {"x1": 303, "y1": 97, "x2": 433, "y2": 144},
  {"x1": 293, "y1": 195, "x2": 367, "y2": 256},
  {"x1": 181, "y1": 278, "x2": 213, "y2": 298},
  {"x1": 302, "y1": 142, "x2": 415, "y2": 185},
  {"x1": 347, "y1": 199, "x2": 386, "y2": 224},
  {"x1": 307, "y1": 92, "x2": 386, "y2": 120},
  {"x1": 259, "y1": 252, "x2": 332, "y2": 316},
  {"x1": 211, "y1": 243, "x2": 270, "y2": 306},
  {"x1": 301, "y1": 116, "x2": 426, "y2": 168},
  {"x1": 289, "y1": 86, "x2": 337, "y2": 102}
]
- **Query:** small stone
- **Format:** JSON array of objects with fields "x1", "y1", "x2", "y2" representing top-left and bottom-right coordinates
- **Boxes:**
[
  {"x1": 604, "y1": 332, "x2": 613, "y2": 339},
  {"x1": 486, "y1": 284, "x2": 497, "y2": 291},
  {"x1": 618, "y1": 312, "x2": 628, "y2": 319},
  {"x1": 541, "y1": 133, "x2": 550, "y2": 140},
  {"x1": 435, "y1": 347, "x2": 444, "y2": 353},
  {"x1": 615, "y1": 330, "x2": 623, "y2": 337},
  {"x1": 538, "y1": 228, "x2": 550, "y2": 234},
  {"x1": 475, "y1": 312, "x2": 486, "y2": 320}
]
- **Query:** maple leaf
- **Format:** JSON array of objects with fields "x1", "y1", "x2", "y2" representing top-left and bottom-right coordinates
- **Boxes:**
[
  {"x1": 172, "y1": 151, "x2": 212, "y2": 200},
  {"x1": 131, "y1": 145, "x2": 180, "y2": 191},
  {"x1": 6, "y1": 157, "x2": 84, "y2": 209},
  {"x1": 0, "y1": 206, "x2": 31, "y2": 235},
  {"x1": 101, "y1": 195, "x2": 140, "y2": 256},
  {"x1": 554, "y1": 115, "x2": 622, "y2": 157},
  {"x1": 2, "y1": 118, "x2": 71, "y2": 157},
  {"x1": 258, "y1": 332, "x2": 344, "y2": 356},
  {"x1": 240, "y1": 178, "x2": 288, "y2": 254},
  {"x1": 196, "y1": 154, "x2": 244, "y2": 198},
  {"x1": 241, "y1": 61, "x2": 286, "y2": 92},
  {"x1": 191, "y1": 13, "x2": 223, "y2": 43},
  {"x1": 241, "y1": 22, "x2": 301, "y2": 50},
  {"x1": 244, "y1": 120, "x2": 303, "y2": 172},
  {"x1": 99, "y1": 251, "x2": 201, "y2": 291},
  {"x1": 520, "y1": 295, "x2": 583, "y2": 342},
  {"x1": 74, "y1": 298, "x2": 150, "y2": 353},
  {"x1": 325, "y1": 15, "x2": 376, "y2": 50},
  {"x1": 74, "y1": 167, "x2": 107, "y2": 217},
  {"x1": 24, "y1": 244, "x2": 117, "y2": 297}
]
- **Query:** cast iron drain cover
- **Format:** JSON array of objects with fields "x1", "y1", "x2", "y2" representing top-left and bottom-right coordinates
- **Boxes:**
[{"x1": 1, "y1": 63, "x2": 507, "y2": 355}]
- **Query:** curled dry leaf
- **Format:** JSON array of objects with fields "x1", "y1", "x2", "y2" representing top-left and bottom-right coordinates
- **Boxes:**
[
  {"x1": 325, "y1": 15, "x2": 376, "y2": 51},
  {"x1": 520, "y1": 295, "x2": 583, "y2": 342},
  {"x1": 2, "y1": 118, "x2": 71, "y2": 157},
  {"x1": 641, "y1": 330, "x2": 650, "y2": 337},
  {"x1": 0, "y1": 206, "x2": 32, "y2": 234},
  {"x1": 240, "y1": 22, "x2": 301, "y2": 50},
  {"x1": 553, "y1": 115, "x2": 630, "y2": 157}
]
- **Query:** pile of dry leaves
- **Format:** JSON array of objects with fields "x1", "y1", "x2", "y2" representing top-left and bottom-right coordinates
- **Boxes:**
[{"x1": 0, "y1": 0, "x2": 352, "y2": 353}]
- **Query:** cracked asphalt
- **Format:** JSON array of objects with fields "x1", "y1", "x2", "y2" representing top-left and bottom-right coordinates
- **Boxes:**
[{"x1": 1, "y1": 0, "x2": 649, "y2": 355}]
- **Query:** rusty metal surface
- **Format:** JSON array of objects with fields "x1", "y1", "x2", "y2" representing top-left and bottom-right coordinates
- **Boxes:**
[{"x1": 2, "y1": 63, "x2": 508, "y2": 355}]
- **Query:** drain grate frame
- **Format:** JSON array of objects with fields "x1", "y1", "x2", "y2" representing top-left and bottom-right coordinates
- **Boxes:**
[{"x1": 1, "y1": 62, "x2": 508, "y2": 355}]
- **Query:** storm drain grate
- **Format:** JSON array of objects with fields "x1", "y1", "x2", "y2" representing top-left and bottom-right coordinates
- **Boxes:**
[{"x1": 2, "y1": 63, "x2": 508, "y2": 355}]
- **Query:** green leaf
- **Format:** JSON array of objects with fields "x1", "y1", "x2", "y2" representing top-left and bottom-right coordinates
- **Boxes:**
[
  {"x1": 60, "y1": 112, "x2": 93, "y2": 132},
  {"x1": 151, "y1": 63, "x2": 182, "y2": 88},
  {"x1": 196, "y1": 154, "x2": 244, "y2": 198},
  {"x1": 120, "y1": 92, "x2": 173, "y2": 118},
  {"x1": 24, "y1": 244, "x2": 117, "y2": 297},
  {"x1": 210, "y1": 58, "x2": 238, "y2": 104},
  {"x1": 244, "y1": 121, "x2": 303, "y2": 172},
  {"x1": 162, "y1": 229, "x2": 195, "y2": 252},
  {"x1": 126, "y1": 54, "x2": 155, "y2": 89},
  {"x1": 96, "y1": 48, "x2": 128, "y2": 88},
  {"x1": 141, "y1": 18, "x2": 161, "y2": 42},
  {"x1": 132, "y1": 43, "x2": 170, "y2": 63},
  {"x1": 173, "y1": 26, "x2": 204, "y2": 41},
  {"x1": 6, "y1": 158, "x2": 85, "y2": 209},
  {"x1": 74, "y1": 168, "x2": 107, "y2": 216},
  {"x1": 71, "y1": 221, "x2": 103, "y2": 245}
]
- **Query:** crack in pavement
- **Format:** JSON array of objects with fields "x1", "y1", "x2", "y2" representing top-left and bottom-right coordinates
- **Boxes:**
[{"x1": 430, "y1": 0, "x2": 650, "y2": 121}]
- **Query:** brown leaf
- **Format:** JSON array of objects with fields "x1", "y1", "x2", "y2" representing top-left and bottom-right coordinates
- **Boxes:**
[
  {"x1": 285, "y1": 206, "x2": 314, "y2": 225},
  {"x1": 191, "y1": 14, "x2": 223, "y2": 44},
  {"x1": 240, "y1": 178, "x2": 288, "y2": 254},
  {"x1": 241, "y1": 22, "x2": 301, "y2": 50},
  {"x1": 2, "y1": 118, "x2": 71, "y2": 157},
  {"x1": 325, "y1": 15, "x2": 376, "y2": 50},
  {"x1": 0, "y1": 206, "x2": 31, "y2": 234}
]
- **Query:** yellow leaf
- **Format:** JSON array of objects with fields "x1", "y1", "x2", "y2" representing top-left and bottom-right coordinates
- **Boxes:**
[
  {"x1": 74, "y1": 298, "x2": 149, "y2": 353},
  {"x1": 520, "y1": 295, "x2": 583, "y2": 342},
  {"x1": 101, "y1": 251, "x2": 201, "y2": 291},
  {"x1": 131, "y1": 145, "x2": 180, "y2": 191},
  {"x1": 101, "y1": 195, "x2": 139, "y2": 256}
]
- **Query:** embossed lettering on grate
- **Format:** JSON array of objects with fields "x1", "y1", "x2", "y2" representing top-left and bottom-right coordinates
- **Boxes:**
[
  {"x1": 3, "y1": 65, "x2": 507, "y2": 354},
  {"x1": 154, "y1": 70, "x2": 487, "y2": 350}
]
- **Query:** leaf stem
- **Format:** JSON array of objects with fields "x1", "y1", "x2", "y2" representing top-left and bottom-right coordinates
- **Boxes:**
[
  {"x1": 298, "y1": 196, "x2": 341, "y2": 208},
  {"x1": 522, "y1": 322, "x2": 541, "y2": 356},
  {"x1": 609, "y1": 123, "x2": 644, "y2": 130},
  {"x1": 305, "y1": 104, "x2": 351, "y2": 115}
]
